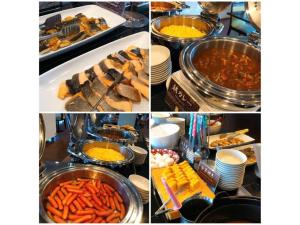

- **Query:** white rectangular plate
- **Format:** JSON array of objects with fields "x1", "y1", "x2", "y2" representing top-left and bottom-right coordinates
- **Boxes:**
[
  {"x1": 39, "y1": 5, "x2": 126, "y2": 60},
  {"x1": 209, "y1": 133, "x2": 255, "y2": 150},
  {"x1": 39, "y1": 31, "x2": 149, "y2": 112}
]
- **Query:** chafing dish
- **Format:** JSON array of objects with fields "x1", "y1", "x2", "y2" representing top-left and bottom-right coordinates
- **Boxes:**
[{"x1": 39, "y1": 164, "x2": 143, "y2": 223}]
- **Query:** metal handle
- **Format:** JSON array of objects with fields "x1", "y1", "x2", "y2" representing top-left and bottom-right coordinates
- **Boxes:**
[
  {"x1": 39, "y1": 32, "x2": 60, "y2": 41},
  {"x1": 248, "y1": 31, "x2": 261, "y2": 47},
  {"x1": 214, "y1": 22, "x2": 224, "y2": 34}
]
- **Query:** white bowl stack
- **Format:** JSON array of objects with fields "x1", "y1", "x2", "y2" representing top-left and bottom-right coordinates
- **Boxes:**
[
  {"x1": 129, "y1": 175, "x2": 149, "y2": 204},
  {"x1": 151, "y1": 123, "x2": 180, "y2": 149},
  {"x1": 152, "y1": 112, "x2": 170, "y2": 125},
  {"x1": 166, "y1": 117, "x2": 186, "y2": 136},
  {"x1": 215, "y1": 149, "x2": 247, "y2": 191},
  {"x1": 129, "y1": 145, "x2": 148, "y2": 165},
  {"x1": 151, "y1": 45, "x2": 172, "y2": 85}
]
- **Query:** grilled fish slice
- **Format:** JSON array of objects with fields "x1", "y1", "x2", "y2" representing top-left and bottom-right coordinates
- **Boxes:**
[
  {"x1": 106, "y1": 92, "x2": 132, "y2": 112},
  {"x1": 131, "y1": 77, "x2": 149, "y2": 99},
  {"x1": 91, "y1": 77, "x2": 107, "y2": 96},
  {"x1": 81, "y1": 80, "x2": 117, "y2": 111},
  {"x1": 66, "y1": 73, "x2": 80, "y2": 95},
  {"x1": 116, "y1": 83, "x2": 141, "y2": 102},
  {"x1": 85, "y1": 67, "x2": 97, "y2": 81},
  {"x1": 91, "y1": 77, "x2": 126, "y2": 111},
  {"x1": 65, "y1": 94, "x2": 92, "y2": 111},
  {"x1": 137, "y1": 70, "x2": 149, "y2": 86}
]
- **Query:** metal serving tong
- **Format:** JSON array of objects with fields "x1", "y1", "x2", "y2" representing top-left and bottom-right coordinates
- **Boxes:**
[
  {"x1": 222, "y1": 129, "x2": 249, "y2": 141},
  {"x1": 40, "y1": 23, "x2": 80, "y2": 41},
  {"x1": 90, "y1": 72, "x2": 123, "y2": 111},
  {"x1": 39, "y1": 14, "x2": 62, "y2": 30}
]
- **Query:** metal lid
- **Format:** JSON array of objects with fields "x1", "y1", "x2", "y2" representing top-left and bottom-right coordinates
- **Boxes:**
[
  {"x1": 198, "y1": 2, "x2": 232, "y2": 15},
  {"x1": 39, "y1": 114, "x2": 46, "y2": 161},
  {"x1": 246, "y1": 2, "x2": 261, "y2": 31}
]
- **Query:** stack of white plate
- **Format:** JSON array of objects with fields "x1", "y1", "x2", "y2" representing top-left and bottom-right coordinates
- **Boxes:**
[
  {"x1": 129, "y1": 175, "x2": 149, "y2": 204},
  {"x1": 129, "y1": 145, "x2": 148, "y2": 165},
  {"x1": 151, "y1": 45, "x2": 172, "y2": 85},
  {"x1": 215, "y1": 149, "x2": 247, "y2": 191}
]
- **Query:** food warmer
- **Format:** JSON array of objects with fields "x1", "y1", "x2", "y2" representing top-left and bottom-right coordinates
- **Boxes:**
[
  {"x1": 39, "y1": 116, "x2": 142, "y2": 223},
  {"x1": 67, "y1": 140, "x2": 135, "y2": 168},
  {"x1": 151, "y1": 2, "x2": 230, "y2": 50},
  {"x1": 166, "y1": 2, "x2": 261, "y2": 111},
  {"x1": 39, "y1": 164, "x2": 143, "y2": 223}
]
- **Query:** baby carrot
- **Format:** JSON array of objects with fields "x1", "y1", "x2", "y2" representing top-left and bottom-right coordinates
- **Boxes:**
[
  {"x1": 74, "y1": 215, "x2": 92, "y2": 223},
  {"x1": 66, "y1": 193, "x2": 78, "y2": 206},
  {"x1": 95, "y1": 209, "x2": 113, "y2": 217},
  {"x1": 79, "y1": 195, "x2": 93, "y2": 208},
  {"x1": 114, "y1": 195, "x2": 121, "y2": 211},
  {"x1": 120, "y1": 203, "x2": 125, "y2": 219},
  {"x1": 62, "y1": 192, "x2": 72, "y2": 205},
  {"x1": 85, "y1": 184, "x2": 96, "y2": 194},
  {"x1": 67, "y1": 188, "x2": 83, "y2": 194},
  {"x1": 48, "y1": 196, "x2": 58, "y2": 209},
  {"x1": 62, "y1": 205, "x2": 69, "y2": 220},
  {"x1": 53, "y1": 215, "x2": 65, "y2": 223},
  {"x1": 57, "y1": 190, "x2": 65, "y2": 201},
  {"x1": 59, "y1": 181, "x2": 73, "y2": 186},
  {"x1": 93, "y1": 216, "x2": 103, "y2": 223},
  {"x1": 114, "y1": 192, "x2": 123, "y2": 203},
  {"x1": 46, "y1": 204, "x2": 63, "y2": 218},
  {"x1": 50, "y1": 186, "x2": 60, "y2": 198},
  {"x1": 105, "y1": 195, "x2": 110, "y2": 207},
  {"x1": 77, "y1": 198, "x2": 86, "y2": 208},
  {"x1": 91, "y1": 200, "x2": 101, "y2": 210},
  {"x1": 106, "y1": 212, "x2": 120, "y2": 222},
  {"x1": 61, "y1": 187, "x2": 68, "y2": 196},
  {"x1": 76, "y1": 209, "x2": 95, "y2": 215},
  {"x1": 104, "y1": 183, "x2": 115, "y2": 192},
  {"x1": 109, "y1": 196, "x2": 116, "y2": 210},
  {"x1": 103, "y1": 184, "x2": 113, "y2": 196},
  {"x1": 73, "y1": 200, "x2": 83, "y2": 211},
  {"x1": 92, "y1": 194, "x2": 102, "y2": 207},
  {"x1": 54, "y1": 196, "x2": 63, "y2": 210},
  {"x1": 109, "y1": 218, "x2": 120, "y2": 223},
  {"x1": 69, "y1": 203, "x2": 76, "y2": 213}
]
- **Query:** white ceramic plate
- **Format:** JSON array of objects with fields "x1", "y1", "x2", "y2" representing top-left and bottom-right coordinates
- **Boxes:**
[
  {"x1": 209, "y1": 133, "x2": 255, "y2": 150},
  {"x1": 39, "y1": 32, "x2": 149, "y2": 112},
  {"x1": 151, "y1": 45, "x2": 170, "y2": 66},
  {"x1": 39, "y1": 5, "x2": 126, "y2": 60},
  {"x1": 129, "y1": 174, "x2": 149, "y2": 192}
]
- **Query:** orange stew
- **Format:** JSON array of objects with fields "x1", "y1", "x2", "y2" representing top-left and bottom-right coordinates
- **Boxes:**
[
  {"x1": 45, "y1": 178, "x2": 126, "y2": 223},
  {"x1": 193, "y1": 48, "x2": 260, "y2": 91}
]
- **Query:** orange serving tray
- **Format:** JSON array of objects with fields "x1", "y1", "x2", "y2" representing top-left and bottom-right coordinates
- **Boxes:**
[{"x1": 151, "y1": 165, "x2": 215, "y2": 220}]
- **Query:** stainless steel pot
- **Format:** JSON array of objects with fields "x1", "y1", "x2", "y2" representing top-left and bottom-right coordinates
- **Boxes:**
[
  {"x1": 39, "y1": 114, "x2": 46, "y2": 161},
  {"x1": 39, "y1": 164, "x2": 143, "y2": 223},
  {"x1": 68, "y1": 140, "x2": 135, "y2": 168},
  {"x1": 151, "y1": 15, "x2": 223, "y2": 50},
  {"x1": 180, "y1": 36, "x2": 261, "y2": 111}
]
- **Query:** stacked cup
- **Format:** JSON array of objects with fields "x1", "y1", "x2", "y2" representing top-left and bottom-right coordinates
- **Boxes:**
[
  {"x1": 215, "y1": 149, "x2": 247, "y2": 191},
  {"x1": 129, "y1": 174, "x2": 149, "y2": 204},
  {"x1": 151, "y1": 45, "x2": 172, "y2": 85}
]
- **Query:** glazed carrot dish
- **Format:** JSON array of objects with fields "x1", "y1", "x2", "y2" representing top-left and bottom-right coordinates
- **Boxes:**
[{"x1": 45, "y1": 178, "x2": 126, "y2": 223}]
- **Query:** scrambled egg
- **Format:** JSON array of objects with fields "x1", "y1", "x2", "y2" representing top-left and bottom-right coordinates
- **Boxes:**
[
  {"x1": 160, "y1": 25, "x2": 206, "y2": 38},
  {"x1": 84, "y1": 145, "x2": 125, "y2": 161}
]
